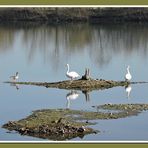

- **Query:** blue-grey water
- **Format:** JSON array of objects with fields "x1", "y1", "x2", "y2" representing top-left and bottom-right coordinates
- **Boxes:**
[{"x1": 0, "y1": 23, "x2": 148, "y2": 141}]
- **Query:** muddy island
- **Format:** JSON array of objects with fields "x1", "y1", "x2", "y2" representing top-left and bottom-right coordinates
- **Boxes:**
[
  {"x1": 4, "y1": 68, "x2": 132, "y2": 91},
  {"x1": 5, "y1": 78, "x2": 131, "y2": 92},
  {"x1": 5, "y1": 75, "x2": 147, "y2": 92},
  {"x1": 3, "y1": 104, "x2": 148, "y2": 140}
]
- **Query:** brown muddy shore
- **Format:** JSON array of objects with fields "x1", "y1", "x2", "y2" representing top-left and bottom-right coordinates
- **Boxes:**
[
  {"x1": 5, "y1": 77, "x2": 147, "y2": 92},
  {"x1": 1, "y1": 8, "x2": 148, "y2": 23},
  {"x1": 5, "y1": 78, "x2": 130, "y2": 92},
  {"x1": 3, "y1": 104, "x2": 148, "y2": 140}
]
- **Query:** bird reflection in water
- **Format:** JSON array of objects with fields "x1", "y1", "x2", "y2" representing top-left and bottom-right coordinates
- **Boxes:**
[
  {"x1": 125, "y1": 84, "x2": 132, "y2": 99},
  {"x1": 66, "y1": 90, "x2": 79, "y2": 109},
  {"x1": 10, "y1": 83, "x2": 20, "y2": 90}
]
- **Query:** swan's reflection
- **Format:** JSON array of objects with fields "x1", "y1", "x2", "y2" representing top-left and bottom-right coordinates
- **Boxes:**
[
  {"x1": 125, "y1": 84, "x2": 132, "y2": 99},
  {"x1": 66, "y1": 90, "x2": 79, "y2": 109},
  {"x1": 10, "y1": 83, "x2": 20, "y2": 90}
]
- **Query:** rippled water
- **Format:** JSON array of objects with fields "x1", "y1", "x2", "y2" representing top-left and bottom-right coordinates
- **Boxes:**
[{"x1": 0, "y1": 22, "x2": 148, "y2": 141}]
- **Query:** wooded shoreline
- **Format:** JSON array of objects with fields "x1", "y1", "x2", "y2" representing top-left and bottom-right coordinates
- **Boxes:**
[{"x1": 1, "y1": 8, "x2": 148, "y2": 23}]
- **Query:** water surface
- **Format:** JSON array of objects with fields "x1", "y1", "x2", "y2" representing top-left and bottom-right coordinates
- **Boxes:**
[{"x1": 0, "y1": 22, "x2": 148, "y2": 141}]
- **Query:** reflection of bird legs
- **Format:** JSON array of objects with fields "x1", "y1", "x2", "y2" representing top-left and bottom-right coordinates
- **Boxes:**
[
  {"x1": 15, "y1": 84, "x2": 19, "y2": 90},
  {"x1": 10, "y1": 83, "x2": 20, "y2": 90},
  {"x1": 66, "y1": 90, "x2": 79, "y2": 109},
  {"x1": 66, "y1": 99, "x2": 70, "y2": 109}
]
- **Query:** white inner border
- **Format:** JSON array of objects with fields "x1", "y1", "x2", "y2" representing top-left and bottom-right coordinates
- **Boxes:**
[
  {"x1": 0, "y1": 5, "x2": 148, "y2": 143},
  {"x1": 0, "y1": 5, "x2": 148, "y2": 7}
]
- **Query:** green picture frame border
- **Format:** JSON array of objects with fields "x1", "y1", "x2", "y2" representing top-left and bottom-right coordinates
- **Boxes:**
[
  {"x1": 1, "y1": 144, "x2": 148, "y2": 148},
  {"x1": 0, "y1": 0, "x2": 148, "y2": 148},
  {"x1": 0, "y1": 0, "x2": 147, "y2": 5}
]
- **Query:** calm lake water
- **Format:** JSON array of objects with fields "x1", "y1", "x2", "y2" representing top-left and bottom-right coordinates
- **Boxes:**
[{"x1": 0, "y1": 22, "x2": 148, "y2": 141}]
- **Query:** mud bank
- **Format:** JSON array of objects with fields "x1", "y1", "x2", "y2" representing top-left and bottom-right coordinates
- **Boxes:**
[
  {"x1": 3, "y1": 109, "x2": 98, "y2": 141},
  {"x1": 3, "y1": 104, "x2": 148, "y2": 140},
  {"x1": 5, "y1": 78, "x2": 130, "y2": 91},
  {"x1": 5, "y1": 78, "x2": 147, "y2": 91}
]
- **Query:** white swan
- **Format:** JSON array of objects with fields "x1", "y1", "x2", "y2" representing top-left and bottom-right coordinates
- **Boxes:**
[
  {"x1": 125, "y1": 65, "x2": 132, "y2": 81},
  {"x1": 66, "y1": 90, "x2": 79, "y2": 109},
  {"x1": 66, "y1": 64, "x2": 80, "y2": 80},
  {"x1": 125, "y1": 84, "x2": 132, "y2": 99},
  {"x1": 10, "y1": 72, "x2": 19, "y2": 81}
]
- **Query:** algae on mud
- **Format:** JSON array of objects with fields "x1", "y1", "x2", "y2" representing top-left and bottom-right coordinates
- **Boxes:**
[{"x1": 3, "y1": 104, "x2": 148, "y2": 140}]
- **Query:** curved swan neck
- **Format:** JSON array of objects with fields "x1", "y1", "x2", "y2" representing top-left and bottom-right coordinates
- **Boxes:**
[
  {"x1": 127, "y1": 66, "x2": 130, "y2": 73},
  {"x1": 127, "y1": 69, "x2": 130, "y2": 74},
  {"x1": 67, "y1": 64, "x2": 69, "y2": 73}
]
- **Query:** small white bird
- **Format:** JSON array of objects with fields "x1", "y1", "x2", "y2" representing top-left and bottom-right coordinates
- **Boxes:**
[
  {"x1": 66, "y1": 90, "x2": 79, "y2": 109},
  {"x1": 10, "y1": 72, "x2": 19, "y2": 81},
  {"x1": 125, "y1": 65, "x2": 132, "y2": 82},
  {"x1": 125, "y1": 84, "x2": 132, "y2": 99},
  {"x1": 66, "y1": 64, "x2": 80, "y2": 80}
]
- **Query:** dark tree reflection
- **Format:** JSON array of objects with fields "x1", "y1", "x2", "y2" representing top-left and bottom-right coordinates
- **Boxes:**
[{"x1": 0, "y1": 22, "x2": 148, "y2": 69}]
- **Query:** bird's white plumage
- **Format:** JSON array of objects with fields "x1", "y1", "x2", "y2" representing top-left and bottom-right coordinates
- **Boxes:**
[
  {"x1": 66, "y1": 64, "x2": 80, "y2": 80},
  {"x1": 125, "y1": 66, "x2": 132, "y2": 81},
  {"x1": 10, "y1": 72, "x2": 19, "y2": 81}
]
